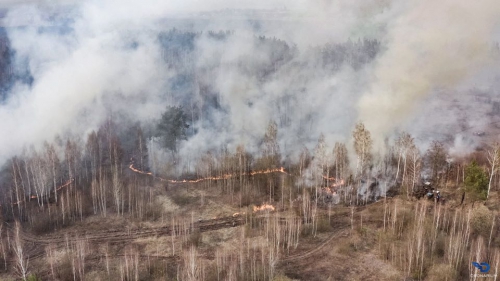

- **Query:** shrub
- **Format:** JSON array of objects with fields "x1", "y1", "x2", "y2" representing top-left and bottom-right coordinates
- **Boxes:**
[
  {"x1": 316, "y1": 217, "x2": 332, "y2": 233},
  {"x1": 300, "y1": 224, "x2": 313, "y2": 237},
  {"x1": 146, "y1": 259, "x2": 168, "y2": 279},
  {"x1": 357, "y1": 226, "x2": 368, "y2": 237},
  {"x1": 426, "y1": 264, "x2": 457, "y2": 281},
  {"x1": 144, "y1": 201, "x2": 163, "y2": 221},
  {"x1": 433, "y1": 233, "x2": 446, "y2": 258},
  {"x1": 272, "y1": 274, "x2": 294, "y2": 281},
  {"x1": 336, "y1": 237, "x2": 360, "y2": 256},
  {"x1": 471, "y1": 204, "x2": 493, "y2": 238},
  {"x1": 56, "y1": 254, "x2": 74, "y2": 281},
  {"x1": 170, "y1": 193, "x2": 197, "y2": 206},
  {"x1": 464, "y1": 161, "x2": 488, "y2": 201},
  {"x1": 30, "y1": 211, "x2": 55, "y2": 235},
  {"x1": 185, "y1": 231, "x2": 202, "y2": 248},
  {"x1": 240, "y1": 193, "x2": 260, "y2": 207},
  {"x1": 397, "y1": 209, "x2": 414, "y2": 235},
  {"x1": 26, "y1": 274, "x2": 42, "y2": 281}
]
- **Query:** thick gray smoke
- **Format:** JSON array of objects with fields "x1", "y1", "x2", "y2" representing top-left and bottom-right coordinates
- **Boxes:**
[
  {"x1": 358, "y1": 0, "x2": 500, "y2": 151},
  {"x1": 0, "y1": 0, "x2": 499, "y2": 169},
  {"x1": 0, "y1": 0, "x2": 384, "y2": 164}
]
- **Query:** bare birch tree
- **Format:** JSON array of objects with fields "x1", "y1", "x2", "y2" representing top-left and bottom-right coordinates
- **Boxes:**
[
  {"x1": 333, "y1": 142, "x2": 349, "y2": 182},
  {"x1": 262, "y1": 120, "x2": 280, "y2": 168},
  {"x1": 13, "y1": 222, "x2": 28, "y2": 280},
  {"x1": 425, "y1": 141, "x2": 448, "y2": 184},
  {"x1": 45, "y1": 142, "x2": 60, "y2": 203},
  {"x1": 487, "y1": 142, "x2": 500, "y2": 199},
  {"x1": 352, "y1": 122, "x2": 372, "y2": 177},
  {"x1": 408, "y1": 144, "x2": 421, "y2": 194}
]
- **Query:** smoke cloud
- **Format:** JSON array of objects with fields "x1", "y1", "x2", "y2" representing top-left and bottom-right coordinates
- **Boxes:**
[
  {"x1": 358, "y1": 0, "x2": 500, "y2": 150},
  {"x1": 0, "y1": 0, "x2": 499, "y2": 169}
]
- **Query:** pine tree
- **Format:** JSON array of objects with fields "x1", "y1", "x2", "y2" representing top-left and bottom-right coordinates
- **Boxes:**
[
  {"x1": 464, "y1": 160, "x2": 488, "y2": 201},
  {"x1": 156, "y1": 106, "x2": 189, "y2": 153}
]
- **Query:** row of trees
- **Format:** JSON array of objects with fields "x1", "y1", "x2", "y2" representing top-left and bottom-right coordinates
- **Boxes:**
[
  {"x1": 152, "y1": 106, "x2": 497, "y2": 207},
  {"x1": 0, "y1": 119, "x2": 154, "y2": 229},
  {"x1": 378, "y1": 197, "x2": 499, "y2": 280},
  {"x1": 1, "y1": 108, "x2": 499, "y2": 280},
  {"x1": 2, "y1": 110, "x2": 498, "y2": 226}
]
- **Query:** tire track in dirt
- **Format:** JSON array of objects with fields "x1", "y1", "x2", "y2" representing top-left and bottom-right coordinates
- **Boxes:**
[
  {"x1": 6, "y1": 199, "x2": 389, "y2": 265},
  {"x1": 3, "y1": 215, "x2": 249, "y2": 264},
  {"x1": 13, "y1": 215, "x2": 247, "y2": 246},
  {"x1": 281, "y1": 226, "x2": 349, "y2": 263},
  {"x1": 279, "y1": 201, "x2": 390, "y2": 264}
]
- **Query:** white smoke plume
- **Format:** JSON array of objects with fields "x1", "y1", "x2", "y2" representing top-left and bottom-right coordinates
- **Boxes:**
[
  {"x1": 358, "y1": 0, "x2": 500, "y2": 151},
  {"x1": 0, "y1": 0, "x2": 385, "y2": 164},
  {"x1": 0, "y1": 0, "x2": 498, "y2": 169}
]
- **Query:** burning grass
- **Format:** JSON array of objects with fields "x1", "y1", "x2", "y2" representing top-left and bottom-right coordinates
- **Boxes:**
[{"x1": 253, "y1": 203, "x2": 275, "y2": 213}]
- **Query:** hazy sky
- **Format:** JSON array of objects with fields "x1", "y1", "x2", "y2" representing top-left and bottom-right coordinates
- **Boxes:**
[{"x1": 0, "y1": 0, "x2": 79, "y2": 7}]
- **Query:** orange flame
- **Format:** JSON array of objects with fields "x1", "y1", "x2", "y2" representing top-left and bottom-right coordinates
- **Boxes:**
[
  {"x1": 322, "y1": 175, "x2": 336, "y2": 181},
  {"x1": 331, "y1": 179, "x2": 345, "y2": 188},
  {"x1": 322, "y1": 175, "x2": 345, "y2": 185},
  {"x1": 253, "y1": 204, "x2": 275, "y2": 213},
  {"x1": 55, "y1": 178, "x2": 74, "y2": 192},
  {"x1": 11, "y1": 178, "x2": 74, "y2": 206},
  {"x1": 129, "y1": 161, "x2": 288, "y2": 184},
  {"x1": 321, "y1": 187, "x2": 333, "y2": 195}
]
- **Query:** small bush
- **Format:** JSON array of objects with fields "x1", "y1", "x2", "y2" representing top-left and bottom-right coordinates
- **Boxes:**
[
  {"x1": 433, "y1": 233, "x2": 446, "y2": 258},
  {"x1": 146, "y1": 259, "x2": 168, "y2": 279},
  {"x1": 464, "y1": 161, "x2": 488, "y2": 201},
  {"x1": 300, "y1": 224, "x2": 313, "y2": 237},
  {"x1": 272, "y1": 274, "x2": 294, "y2": 281},
  {"x1": 316, "y1": 217, "x2": 333, "y2": 233},
  {"x1": 30, "y1": 211, "x2": 54, "y2": 235},
  {"x1": 144, "y1": 201, "x2": 163, "y2": 221},
  {"x1": 397, "y1": 209, "x2": 414, "y2": 235},
  {"x1": 357, "y1": 226, "x2": 368, "y2": 237},
  {"x1": 244, "y1": 223, "x2": 261, "y2": 238},
  {"x1": 240, "y1": 193, "x2": 260, "y2": 207},
  {"x1": 337, "y1": 242, "x2": 353, "y2": 256},
  {"x1": 205, "y1": 264, "x2": 220, "y2": 281},
  {"x1": 377, "y1": 231, "x2": 396, "y2": 261},
  {"x1": 170, "y1": 194, "x2": 197, "y2": 206},
  {"x1": 185, "y1": 231, "x2": 202, "y2": 248},
  {"x1": 337, "y1": 237, "x2": 360, "y2": 256},
  {"x1": 426, "y1": 264, "x2": 457, "y2": 281},
  {"x1": 471, "y1": 204, "x2": 493, "y2": 238},
  {"x1": 27, "y1": 274, "x2": 42, "y2": 281},
  {"x1": 56, "y1": 254, "x2": 74, "y2": 281}
]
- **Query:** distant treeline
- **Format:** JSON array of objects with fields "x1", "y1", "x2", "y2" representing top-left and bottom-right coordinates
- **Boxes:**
[
  {"x1": 0, "y1": 27, "x2": 34, "y2": 103},
  {"x1": 156, "y1": 28, "x2": 381, "y2": 131},
  {"x1": 158, "y1": 28, "x2": 380, "y2": 73}
]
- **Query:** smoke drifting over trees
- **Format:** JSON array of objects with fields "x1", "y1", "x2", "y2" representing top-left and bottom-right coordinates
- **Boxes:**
[
  {"x1": 0, "y1": 0, "x2": 495, "y2": 170},
  {"x1": 359, "y1": 0, "x2": 500, "y2": 150},
  {"x1": 0, "y1": 2, "x2": 500, "y2": 280},
  {"x1": 0, "y1": 0, "x2": 497, "y2": 176}
]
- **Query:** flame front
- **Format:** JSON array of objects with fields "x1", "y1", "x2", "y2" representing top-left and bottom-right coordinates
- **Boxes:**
[
  {"x1": 253, "y1": 204, "x2": 275, "y2": 213},
  {"x1": 129, "y1": 159, "x2": 288, "y2": 184},
  {"x1": 322, "y1": 175, "x2": 336, "y2": 181},
  {"x1": 11, "y1": 178, "x2": 74, "y2": 206},
  {"x1": 322, "y1": 175, "x2": 345, "y2": 186},
  {"x1": 331, "y1": 179, "x2": 345, "y2": 188}
]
